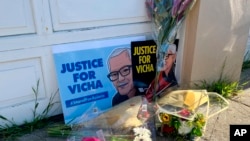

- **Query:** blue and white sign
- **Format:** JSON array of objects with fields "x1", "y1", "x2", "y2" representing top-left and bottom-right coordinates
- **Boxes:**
[{"x1": 52, "y1": 36, "x2": 145, "y2": 124}]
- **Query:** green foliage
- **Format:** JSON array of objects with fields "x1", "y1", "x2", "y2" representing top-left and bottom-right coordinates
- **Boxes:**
[
  {"x1": 194, "y1": 79, "x2": 247, "y2": 98},
  {"x1": 194, "y1": 59, "x2": 248, "y2": 98},
  {"x1": 190, "y1": 114, "x2": 205, "y2": 137},
  {"x1": 194, "y1": 68, "x2": 248, "y2": 98},
  {"x1": 0, "y1": 80, "x2": 59, "y2": 140},
  {"x1": 47, "y1": 124, "x2": 72, "y2": 138}
]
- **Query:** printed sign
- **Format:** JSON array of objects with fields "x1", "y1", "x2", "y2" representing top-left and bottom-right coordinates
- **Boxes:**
[{"x1": 52, "y1": 36, "x2": 145, "y2": 124}]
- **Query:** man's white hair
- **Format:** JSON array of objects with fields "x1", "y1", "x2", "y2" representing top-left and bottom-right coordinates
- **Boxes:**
[
  {"x1": 107, "y1": 48, "x2": 131, "y2": 71},
  {"x1": 168, "y1": 44, "x2": 176, "y2": 54}
]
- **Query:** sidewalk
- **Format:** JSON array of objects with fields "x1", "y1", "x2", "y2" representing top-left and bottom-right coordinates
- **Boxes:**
[
  {"x1": 12, "y1": 69, "x2": 250, "y2": 141},
  {"x1": 200, "y1": 88, "x2": 250, "y2": 141},
  {"x1": 200, "y1": 68, "x2": 250, "y2": 141}
]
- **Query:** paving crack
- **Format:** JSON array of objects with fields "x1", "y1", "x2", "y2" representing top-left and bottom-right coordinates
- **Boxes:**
[
  {"x1": 208, "y1": 114, "x2": 220, "y2": 141},
  {"x1": 229, "y1": 98, "x2": 250, "y2": 108}
]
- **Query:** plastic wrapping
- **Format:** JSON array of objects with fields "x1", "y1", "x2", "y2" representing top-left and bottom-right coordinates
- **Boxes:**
[
  {"x1": 65, "y1": 96, "x2": 156, "y2": 141},
  {"x1": 48, "y1": 91, "x2": 228, "y2": 141},
  {"x1": 144, "y1": 0, "x2": 198, "y2": 103},
  {"x1": 147, "y1": 0, "x2": 197, "y2": 45}
]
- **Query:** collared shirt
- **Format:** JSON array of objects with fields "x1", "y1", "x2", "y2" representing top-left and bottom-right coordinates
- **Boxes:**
[{"x1": 112, "y1": 88, "x2": 144, "y2": 107}]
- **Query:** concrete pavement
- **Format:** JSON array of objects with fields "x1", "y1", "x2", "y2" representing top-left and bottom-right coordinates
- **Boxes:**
[
  {"x1": 200, "y1": 88, "x2": 250, "y2": 141},
  {"x1": 199, "y1": 68, "x2": 250, "y2": 141}
]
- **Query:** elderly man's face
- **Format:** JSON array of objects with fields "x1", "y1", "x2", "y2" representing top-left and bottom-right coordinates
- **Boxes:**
[
  {"x1": 163, "y1": 49, "x2": 176, "y2": 74},
  {"x1": 109, "y1": 51, "x2": 134, "y2": 95}
]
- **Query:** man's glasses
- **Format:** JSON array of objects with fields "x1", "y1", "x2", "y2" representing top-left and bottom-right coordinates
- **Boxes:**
[
  {"x1": 164, "y1": 54, "x2": 174, "y2": 60},
  {"x1": 107, "y1": 65, "x2": 132, "y2": 81}
]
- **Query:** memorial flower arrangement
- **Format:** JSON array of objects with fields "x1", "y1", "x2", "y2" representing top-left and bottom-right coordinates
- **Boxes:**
[
  {"x1": 157, "y1": 111, "x2": 206, "y2": 140},
  {"x1": 46, "y1": 1, "x2": 231, "y2": 141},
  {"x1": 152, "y1": 89, "x2": 230, "y2": 140},
  {"x1": 47, "y1": 91, "x2": 229, "y2": 141},
  {"x1": 153, "y1": 90, "x2": 208, "y2": 140}
]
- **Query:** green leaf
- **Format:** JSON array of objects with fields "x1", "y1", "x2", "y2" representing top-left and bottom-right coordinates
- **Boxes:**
[
  {"x1": 173, "y1": 120, "x2": 181, "y2": 129},
  {"x1": 0, "y1": 115, "x2": 8, "y2": 120},
  {"x1": 192, "y1": 127, "x2": 202, "y2": 136}
]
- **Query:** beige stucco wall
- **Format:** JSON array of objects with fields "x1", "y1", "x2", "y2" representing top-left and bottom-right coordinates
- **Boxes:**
[{"x1": 181, "y1": 0, "x2": 250, "y2": 85}]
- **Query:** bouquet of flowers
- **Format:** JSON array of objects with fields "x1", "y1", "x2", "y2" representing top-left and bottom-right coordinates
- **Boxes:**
[
  {"x1": 157, "y1": 112, "x2": 206, "y2": 140},
  {"x1": 153, "y1": 89, "x2": 229, "y2": 141},
  {"x1": 146, "y1": 0, "x2": 197, "y2": 45},
  {"x1": 145, "y1": 0, "x2": 197, "y2": 102}
]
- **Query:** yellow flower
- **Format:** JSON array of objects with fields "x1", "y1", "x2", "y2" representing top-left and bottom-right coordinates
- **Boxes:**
[{"x1": 159, "y1": 113, "x2": 171, "y2": 124}]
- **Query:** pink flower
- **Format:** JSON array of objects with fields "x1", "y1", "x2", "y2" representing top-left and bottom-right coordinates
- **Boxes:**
[
  {"x1": 178, "y1": 109, "x2": 190, "y2": 117},
  {"x1": 145, "y1": 0, "x2": 154, "y2": 19},
  {"x1": 82, "y1": 137, "x2": 101, "y2": 141},
  {"x1": 178, "y1": 0, "x2": 193, "y2": 14},
  {"x1": 171, "y1": 0, "x2": 182, "y2": 18}
]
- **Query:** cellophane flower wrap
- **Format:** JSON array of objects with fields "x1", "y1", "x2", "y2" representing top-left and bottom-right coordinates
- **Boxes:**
[
  {"x1": 55, "y1": 96, "x2": 157, "y2": 141},
  {"x1": 143, "y1": 1, "x2": 230, "y2": 140},
  {"x1": 145, "y1": 0, "x2": 197, "y2": 102},
  {"x1": 146, "y1": 0, "x2": 196, "y2": 44}
]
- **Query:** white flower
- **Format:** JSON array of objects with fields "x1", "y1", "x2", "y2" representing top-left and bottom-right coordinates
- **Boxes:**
[
  {"x1": 133, "y1": 127, "x2": 152, "y2": 141},
  {"x1": 133, "y1": 127, "x2": 151, "y2": 137},
  {"x1": 178, "y1": 120, "x2": 193, "y2": 135},
  {"x1": 133, "y1": 134, "x2": 152, "y2": 141}
]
